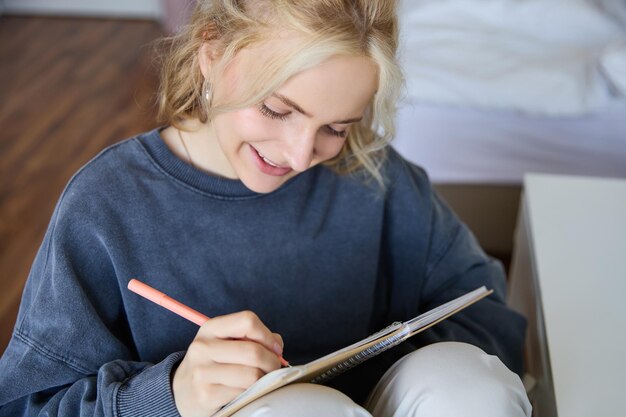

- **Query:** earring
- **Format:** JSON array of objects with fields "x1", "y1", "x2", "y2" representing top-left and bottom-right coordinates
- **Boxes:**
[{"x1": 204, "y1": 81, "x2": 212, "y2": 104}]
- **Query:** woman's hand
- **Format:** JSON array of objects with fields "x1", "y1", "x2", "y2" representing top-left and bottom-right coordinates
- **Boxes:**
[{"x1": 172, "y1": 310, "x2": 285, "y2": 417}]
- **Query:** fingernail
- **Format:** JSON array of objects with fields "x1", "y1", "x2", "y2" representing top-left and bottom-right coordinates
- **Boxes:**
[{"x1": 273, "y1": 342, "x2": 283, "y2": 355}]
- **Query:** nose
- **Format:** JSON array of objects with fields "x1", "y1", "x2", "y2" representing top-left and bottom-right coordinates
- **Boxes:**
[{"x1": 284, "y1": 129, "x2": 316, "y2": 172}]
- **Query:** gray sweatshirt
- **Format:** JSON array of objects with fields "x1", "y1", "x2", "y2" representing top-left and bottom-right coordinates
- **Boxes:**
[{"x1": 0, "y1": 128, "x2": 525, "y2": 416}]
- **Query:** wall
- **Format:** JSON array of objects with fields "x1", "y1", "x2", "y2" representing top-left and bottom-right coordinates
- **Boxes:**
[
  {"x1": 2, "y1": 0, "x2": 162, "y2": 19},
  {"x1": 435, "y1": 184, "x2": 522, "y2": 269}
]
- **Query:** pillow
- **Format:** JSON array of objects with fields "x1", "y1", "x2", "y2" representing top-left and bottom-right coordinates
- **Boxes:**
[{"x1": 398, "y1": 0, "x2": 626, "y2": 115}]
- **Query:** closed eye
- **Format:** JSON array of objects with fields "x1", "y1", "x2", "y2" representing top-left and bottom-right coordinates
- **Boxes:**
[
  {"x1": 259, "y1": 103, "x2": 348, "y2": 138},
  {"x1": 326, "y1": 126, "x2": 347, "y2": 138},
  {"x1": 258, "y1": 103, "x2": 290, "y2": 121}
]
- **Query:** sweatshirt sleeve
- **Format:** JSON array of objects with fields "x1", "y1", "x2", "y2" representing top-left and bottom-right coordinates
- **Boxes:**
[
  {"x1": 0, "y1": 175, "x2": 183, "y2": 416},
  {"x1": 384, "y1": 155, "x2": 526, "y2": 375},
  {"x1": 415, "y1": 189, "x2": 526, "y2": 375}
]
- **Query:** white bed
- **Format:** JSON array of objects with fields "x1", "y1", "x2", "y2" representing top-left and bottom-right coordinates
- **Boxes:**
[
  {"x1": 393, "y1": 0, "x2": 626, "y2": 185},
  {"x1": 393, "y1": 99, "x2": 626, "y2": 184}
]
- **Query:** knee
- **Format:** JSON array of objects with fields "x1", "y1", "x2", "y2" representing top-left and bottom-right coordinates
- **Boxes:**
[
  {"x1": 234, "y1": 383, "x2": 371, "y2": 417},
  {"x1": 398, "y1": 342, "x2": 520, "y2": 392},
  {"x1": 367, "y1": 342, "x2": 531, "y2": 417},
  {"x1": 397, "y1": 342, "x2": 530, "y2": 414}
]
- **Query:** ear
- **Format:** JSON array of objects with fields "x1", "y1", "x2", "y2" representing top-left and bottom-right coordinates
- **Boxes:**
[{"x1": 198, "y1": 40, "x2": 222, "y2": 80}]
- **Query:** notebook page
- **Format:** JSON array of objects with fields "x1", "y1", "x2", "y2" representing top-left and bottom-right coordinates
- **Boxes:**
[
  {"x1": 405, "y1": 287, "x2": 490, "y2": 335},
  {"x1": 213, "y1": 286, "x2": 491, "y2": 416},
  {"x1": 214, "y1": 366, "x2": 303, "y2": 416},
  {"x1": 311, "y1": 287, "x2": 490, "y2": 383}
]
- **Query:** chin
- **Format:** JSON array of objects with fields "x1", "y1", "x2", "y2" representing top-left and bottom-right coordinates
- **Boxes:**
[{"x1": 240, "y1": 176, "x2": 291, "y2": 194}]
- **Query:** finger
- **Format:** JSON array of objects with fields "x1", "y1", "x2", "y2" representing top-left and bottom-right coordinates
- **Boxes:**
[
  {"x1": 204, "y1": 338, "x2": 282, "y2": 373},
  {"x1": 200, "y1": 310, "x2": 279, "y2": 354},
  {"x1": 272, "y1": 333, "x2": 284, "y2": 354}
]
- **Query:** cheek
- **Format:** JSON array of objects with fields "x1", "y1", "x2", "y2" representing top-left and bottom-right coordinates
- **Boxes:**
[
  {"x1": 230, "y1": 108, "x2": 276, "y2": 140},
  {"x1": 316, "y1": 137, "x2": 347, "y2": 160}
]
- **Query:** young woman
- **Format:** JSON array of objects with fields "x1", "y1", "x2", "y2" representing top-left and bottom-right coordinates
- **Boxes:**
[{"x1": 0, "y1": 1, "x2": 531, "y2": 416}]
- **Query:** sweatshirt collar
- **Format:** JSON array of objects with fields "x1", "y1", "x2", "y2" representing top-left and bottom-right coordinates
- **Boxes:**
[{"x1": 138, "y1": 127, "x2": 302, "y2": 199}]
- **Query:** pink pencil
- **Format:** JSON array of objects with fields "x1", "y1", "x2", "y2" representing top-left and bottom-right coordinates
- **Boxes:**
[{"x1": 128, "y1": 278, "x2": 289, "y2": 367}]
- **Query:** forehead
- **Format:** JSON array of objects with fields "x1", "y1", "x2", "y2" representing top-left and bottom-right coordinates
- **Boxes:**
[
  {"x1": 277, "y1": 55, "x2": 378, "y2": 120},
  {"x1": 227, "y1": 40, "x2": 379, "y2": 120}
]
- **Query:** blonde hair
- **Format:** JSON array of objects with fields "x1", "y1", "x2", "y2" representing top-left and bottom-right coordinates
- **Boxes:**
[{"x1": 156, "y1": 0, "x2": 403, "y2": 186}]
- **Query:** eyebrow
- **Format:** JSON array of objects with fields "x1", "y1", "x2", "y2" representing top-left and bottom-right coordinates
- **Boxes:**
[{"x1": 272, "y1": 93, "x2": 363, "y2": 124}]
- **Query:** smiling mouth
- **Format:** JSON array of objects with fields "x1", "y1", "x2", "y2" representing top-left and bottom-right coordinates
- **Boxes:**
[
  {"x1": 249, "y1": 145, "x2": 293, "y2": 176},
  {"x1": 259, "y1": 152, "x2": 283, "y2": 168}
]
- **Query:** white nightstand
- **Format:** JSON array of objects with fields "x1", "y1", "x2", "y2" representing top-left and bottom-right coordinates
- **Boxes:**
[{"x1": 508, "y1": 174, "x2": 626, "y2": 417}]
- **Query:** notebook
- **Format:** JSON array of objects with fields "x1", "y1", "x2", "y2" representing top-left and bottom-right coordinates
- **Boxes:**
[{"x1": 214, "y1": 286, "x2": 492, "y2": 416}]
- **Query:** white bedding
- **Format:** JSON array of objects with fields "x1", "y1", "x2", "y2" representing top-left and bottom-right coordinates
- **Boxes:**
[
  {"x1": 393, "y1": 0, "x2": 626, "y2": 184},
  {"x1": 397, "y1": 0, "x2": 626, "y2": 115},
  {"x1": 392, "y1": 100, "x2": 626, "y2": 184}
]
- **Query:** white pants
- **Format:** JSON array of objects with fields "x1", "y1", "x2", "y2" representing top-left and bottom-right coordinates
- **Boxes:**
[{"x1": 233, "y1": 342, "x2": 532, "y2": 417}]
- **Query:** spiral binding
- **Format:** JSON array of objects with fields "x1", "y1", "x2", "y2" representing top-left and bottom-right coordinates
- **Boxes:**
[{"x1": 310, "y1": 324, "x2": 409, "y2": 384}]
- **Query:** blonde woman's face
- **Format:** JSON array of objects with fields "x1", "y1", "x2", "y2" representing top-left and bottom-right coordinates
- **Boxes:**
[{"x1": 208, "y1": 53, "x2": 378, "y2": 194}]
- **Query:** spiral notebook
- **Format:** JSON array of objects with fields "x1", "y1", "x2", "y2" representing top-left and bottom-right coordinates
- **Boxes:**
[{"x1": 213, "y1": 286, "x2": 492, "y2": 417}]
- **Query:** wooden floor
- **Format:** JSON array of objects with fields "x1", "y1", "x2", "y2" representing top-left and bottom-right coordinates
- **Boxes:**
[{"x1": 0, "y1": 16, "x2": 163, "y2": 355}]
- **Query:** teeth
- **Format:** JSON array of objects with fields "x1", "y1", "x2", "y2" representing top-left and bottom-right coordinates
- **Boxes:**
[
  {"x1": 256, "y1": 148, "x2": 282, "y2": 168},
  {"x1": 262, "y1": 156, "x2": 279, "y2": 167}
]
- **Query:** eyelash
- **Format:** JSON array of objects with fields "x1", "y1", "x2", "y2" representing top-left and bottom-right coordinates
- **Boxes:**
[
  {"x1": 258, "y1": 103, "x2": 288, "y2": 121},
  {"x1": 258, "y1": 104, "x2": 348, "y2": 138}
]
